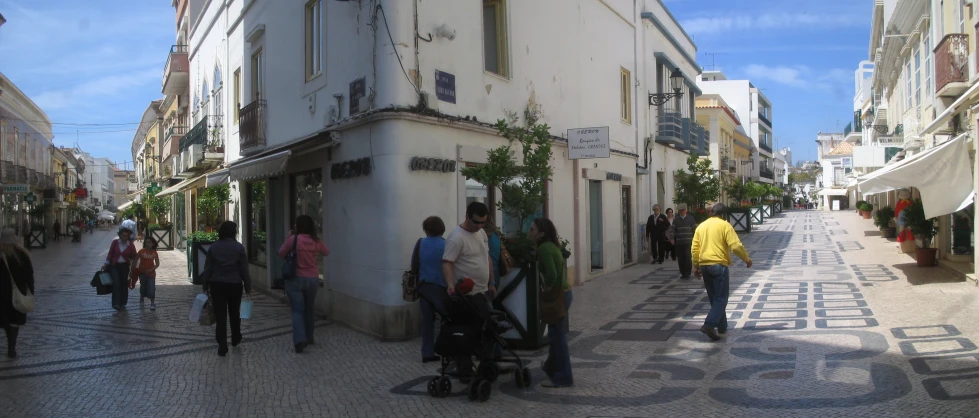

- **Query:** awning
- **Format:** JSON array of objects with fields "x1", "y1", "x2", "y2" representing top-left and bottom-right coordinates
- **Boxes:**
[
  {"x1": 858, "y1": 132, "x2": 974, "y2": 219},
  {"x1": 117, "y1": 201, "x2": 134, "y2": 211},
  {"x1": 922, "y1": 81, "x2": 979, "y2": 135},
  {"x1": 206, "y1": 168, "x2": 230, "y2": 187},
  {"x1": 229, "y1": 150, "x2": 291, "y2": 182},
  {"x1": 817, "y1": 189, "x2": 848, "y2": 196},
  {"x1": 156, "y1": 172, "x2": 208, "y2": 197}
]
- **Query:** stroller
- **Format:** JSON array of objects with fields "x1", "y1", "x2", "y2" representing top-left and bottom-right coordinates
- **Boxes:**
[{"x1": 421, "y1": 283, "x2": 532, "y2": 402}]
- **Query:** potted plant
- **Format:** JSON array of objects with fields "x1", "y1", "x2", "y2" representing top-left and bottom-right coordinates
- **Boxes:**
[
  {"x1": 860, "y1": 202, "x2": 873, "y2": 219},
  {"x1": 727, "y1": 205, "x2": 752, "y2": 233},
  {"x1": 145, "y1": 191, "x2": 174, "y2": 250},
  {"x1": 744, "y1": 181, "x2": 766, "y2": 225},
  {"x1": 856, "y1": 200, "x2": 868, "y2": 215},
  {"x1": 187, "y1": 231, "x2": 220, "y2": 284},
  {"x1": 674, "y1": 155, "x2": 720, "y2": 215},
  {"x1": 902, "y1": 199, "x2": 939, "y2": 267},
  {"x1": 188, "y1": 184, "x2": 232, "y2": 284},
  {"x1": 874, "y1": 206, "x2": 896, "y2": 238}
]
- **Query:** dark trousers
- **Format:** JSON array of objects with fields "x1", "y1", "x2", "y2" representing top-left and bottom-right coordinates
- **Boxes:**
[
  {"x1": 649, "y1": 234, "x2": 667, "y2": 262},
  {"x1": 4, "y1": 325, "x2": 18, "y2": 355},
  {"x1": 210, "y1": 282, "x2": 243, "y2": 348},
  {"x1": 675, "y1": 242, "x2": 693, "y2": 278},
  {"x1": 109, "y1": 263, "x2": 131, "y2": 308}
]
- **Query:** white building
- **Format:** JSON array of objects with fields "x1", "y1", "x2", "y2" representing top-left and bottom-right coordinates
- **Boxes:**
[
  {"x1": 697, "y1": 71, "x2": 774, "y2": 183},
  {"x1": 187, "y1": 0, "x2": 703, "y2": 339},
  {"x1": 0, "y1": 71, "x2": 55, "y2": 230}
]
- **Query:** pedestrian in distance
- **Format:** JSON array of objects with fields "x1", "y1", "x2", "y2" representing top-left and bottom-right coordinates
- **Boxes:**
[
  {"x1": 670, "y1": 203, "x2": 698, "y2": 279},
  {"x1": 530, "y1": 218, "x2": 573, "y2": 388},
  {"x1": 104, "y1": 227, "x2": 137, "y2": 311},
  {"x1": 132, "y1": 237, "x2": 160, "y2": 310},
  {"x1": 0, "y1": 229, "x2": 34, "y2": 359},
  {"x1": 412, "y1": 216, "x2": 447, "y2": 364},
  {"x1": 664, "y1": 208, "x2": 676, "y2": 261},
  {"x1": 278, "y1": 215, "x2": 330, "y2": 354},
  {"x1": 202, "y1": 221, "x2": 252, "y2": 357},
  {"x1": 691, "y1": 203, "x2": 752, "y2": 341},
  {"x1": 645, "y1": 205, "x2": 669, "y2": 264},
  {"x1": 53, "y1": 220, "x2": 61, "y2": 242}
]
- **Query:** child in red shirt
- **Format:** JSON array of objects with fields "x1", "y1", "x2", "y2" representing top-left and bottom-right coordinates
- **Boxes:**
[{"x1": 133, "y1": 238, "x2": 160, "y2": 310}]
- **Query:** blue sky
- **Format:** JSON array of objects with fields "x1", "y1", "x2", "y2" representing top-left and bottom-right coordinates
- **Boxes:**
[
  {"x1": 665, "y1": 0, "x2": 872, "y2": 163},
  {"x1": 0, "y1": 0, "x2": 869, "y2": 167},
  {"x1": 0, "y1": 0, "x2": 173, "y2": 170}
]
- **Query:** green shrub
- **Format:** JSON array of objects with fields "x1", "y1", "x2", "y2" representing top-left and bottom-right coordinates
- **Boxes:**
[{"x1": 874, "y1": 206, "x2": 895, "y2": 228}]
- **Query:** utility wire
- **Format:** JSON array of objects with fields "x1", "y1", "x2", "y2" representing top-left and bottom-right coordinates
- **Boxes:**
[
  {"x1": 1, "y1": 117, "x2": 152, "y2": 126},
  {"x1": 376, "y1": 4, "x2": 419, "y2": 94}
]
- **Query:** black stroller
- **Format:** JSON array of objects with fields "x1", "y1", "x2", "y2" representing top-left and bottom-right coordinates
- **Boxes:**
[{"x1": 421, "y1": 286, "x2": 532, "y2": 401}]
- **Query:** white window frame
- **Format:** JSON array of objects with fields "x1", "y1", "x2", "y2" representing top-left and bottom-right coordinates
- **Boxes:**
[
  {"x1": 305, "y1": 0, "x2": 323, "y2": 81},
  {"x1": 482, "y1": 0, "x2": 509, "y2": 78},
  {"x1": 914, "y1": 47, "x2": 921, "y2": 113},
  {"x1": 924, "y1": 33, "x2": 932, "y2": 99},
  {"x1": 620, "y1": 68, "x2": 632, "y2": 124},
  {"x1": 905, "y1": 60, "x2": 913, "y2": 111},
  {"x1": 251, "y1": 48, "x2": 264, "y2": 102}
]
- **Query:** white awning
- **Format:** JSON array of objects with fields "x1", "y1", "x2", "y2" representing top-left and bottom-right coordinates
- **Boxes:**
[
  {"x1": 206, "y1": 168, "x2": 230, "y2": 187},
  {"x1": 922, "y1": 81, "x2": 979, "y2": 135},
  {"x1": 156, "y1": 173, "x2": 207, "y2": 197},
  {"x1": 229, "y1": 150, "x2": 291, "y2": 182},
  {"x1": 817, "y1": 189, "x2": 848, "y2": 196},
  {"x1": 858, "y1": 132, "x2": 974, "y2": 219},
  {"x1": 117, "y1": 201, "x2": 134, "y2": 211}
]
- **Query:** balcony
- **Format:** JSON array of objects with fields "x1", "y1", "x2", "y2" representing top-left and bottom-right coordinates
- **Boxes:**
[
  {"x1": 935, "y1": 34, "x2": 970, "y2": 97},
  {"x1": 162, "y1": 126, "x2": 187, "y2": 162},
  {"x1": 760, "y1": 168, "x2": 774, "y2": 180},
  {"x1": 239, "y1": 100, "x2": 267, "y2": 154},
  {"x1": 758, "y1": 112, "x2": 772, "y2": 128},
  {"x1": 759, "y1": 142, "x2": 772, "y2": 154},
  {"x1": 180, "y1": 116, "x2": 223, "y2": 153},
  {"x1": 162, "y1": 45, "x2": 189, "y2": 95}
]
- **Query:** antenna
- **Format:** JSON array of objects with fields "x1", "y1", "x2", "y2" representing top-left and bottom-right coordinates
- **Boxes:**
[{"x1": 703, "y1": 52, "x2": 726, "y2": 71}]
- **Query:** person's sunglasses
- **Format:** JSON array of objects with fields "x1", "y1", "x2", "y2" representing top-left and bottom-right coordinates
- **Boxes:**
[{"x1": 470, "y1": 217, "x2": 486, "y2": 225}]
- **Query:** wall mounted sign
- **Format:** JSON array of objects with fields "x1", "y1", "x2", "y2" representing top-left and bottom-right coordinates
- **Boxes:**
[
  {"x1": 3, "y1": 184, "x2": 28, "y2": 194},
  {"x1": 568, "y1": 127, "x2": 610, "y2": 159},
  {"x1": 435, "y1": 70, "x2": 456, "y2": 104},
  {"x1": 606, "y1": 172, "x2": 622, "y2": 181},
  {"x1": 409, "y1": 157, "x2": 456, "y2": 173},
  {"x1": 349, "y1": 77, "x2": 366, "y2": 114},
  {"x1": 331, "y1": 157, "x2": 372, "y2": 180}
]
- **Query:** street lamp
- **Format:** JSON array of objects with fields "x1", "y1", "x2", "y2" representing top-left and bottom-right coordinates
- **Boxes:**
[{"x1": 648, "y1": 68, "x2": 685, "y2": 106}]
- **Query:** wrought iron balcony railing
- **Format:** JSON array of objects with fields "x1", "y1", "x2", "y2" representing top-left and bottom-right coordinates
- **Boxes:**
[{"x1": 239, "y1": 100, "x2": 267, "y2": 151}]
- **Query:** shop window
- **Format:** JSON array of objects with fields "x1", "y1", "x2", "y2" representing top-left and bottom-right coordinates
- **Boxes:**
[
  {"x1": 291, "y1": 170, "x2": 324, "y2": 277},
  {"x1": 952, "y1": 204, "x2": 974, "y2": 255},
  {"x1": 247, "y1": 181, "x2": 268, "y2": 266},
  {"x1": 589, "y1": 180, "x2": 604, "y2": 270}
]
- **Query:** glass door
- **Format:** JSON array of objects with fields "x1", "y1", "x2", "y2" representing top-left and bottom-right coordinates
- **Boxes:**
[
  {"x1": 175, "y1": 192, "x2": 186, "y2": 250},
  {"x1": 622, "y1": 186, "x2": 632, "y2": 264},
  {"x1": 589, "y1": 180, "x2": 603, "y2": 270}
]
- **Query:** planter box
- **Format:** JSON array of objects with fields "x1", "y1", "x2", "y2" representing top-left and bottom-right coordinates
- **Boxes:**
[
  {"x1": 773, "y1": 202, "x2": 782, "y2": 213},
  {"x1": 880, "y1": 227, "x2": 896, "y2": 239},
  {"x1": 728, "y1": 212, "x2": 752, "y2": 233},
  {"x1": 149, "y1": 228, "x2": 174, "y2": 251},
  {"x1": 916, "y1": 248, "x2": 938, "y2": 267},
  {"x1": 861, "y1": 211, "x2": 872, "y2": 219},
  {"x1": 27, "y1": 228, "x2": 45, "y2": 249},
  {"x1": 187, "y1": 240, "x2": 215, "y2": 285},
  {"x1": 749, "y1": 207, "x2": 765, "y2": 225},
  {"x1": 497, "y1": 264, "x2": 549, "y2": 350},
  {"x1": 761, "y1": 204, "x2": 773, "y2": 218}
]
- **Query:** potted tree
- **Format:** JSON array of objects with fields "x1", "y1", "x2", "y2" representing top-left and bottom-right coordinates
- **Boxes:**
[
  {"x1": 145, "y1": 191, "x2": 173, "y2": 250},
  {"x1": 874, "y1": 206, "x2": 896, "y2": 238},
  {"x1": 674, "y1": 155, "x2": 720, "y2": 219},
  {"x1": 860, "y1": 202, "x2": 873, "y2": 219},
  {"x1": 187, "y1": 184, "x2": 231, "y2": 284},
  {"x1": 723, "y1": 179, "x2": 751, "y2": 233},
  {"x1": 856, "y1": 200, "x2": 868, "y2": 215},
  {"x1": 745, "y1": 181, "x2": 766, "y2": 225},
  {"x1": 902, "y1": 199, "x2": 939, "y2": 267}
]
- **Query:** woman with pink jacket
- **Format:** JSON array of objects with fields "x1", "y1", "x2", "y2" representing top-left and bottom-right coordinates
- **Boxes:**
[{"x1": 278, "y1": 215, "x2": 330, "y2": 353}]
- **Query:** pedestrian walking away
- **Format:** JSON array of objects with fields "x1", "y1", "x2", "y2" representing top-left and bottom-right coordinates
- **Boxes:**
[
  {"x1": 645, "y1": 204, "x2": 669, "y2": 264},
  {"x1": 530, "y1": 218, "x2": 573, "y2": 388},
  {"x1": 670, "y1": 203, "x2": 698, "y2": 279},
  {"x1": 691, "y1": 203, "x2": 752, "y2": 341},
  {"x1": 664, "y1": 208, "x2": 676, "y2": 261},
  {"x1": 0, "y1": 229, "x2": 34, "y2": 359},
  {"x1": 412, "y1": 216, "x2": 447, "y2": 364},
  {"x1": 202, "y1": 221, "x2": 252, "y2": 357},
  {"x1": 53, "y1": 220, "x2": 61, "y2": 242},
  {"x1": 278, "y1": 215, "x2": 330, "y2": 354},
  {"x1": 133, "y1": 238, "x2": 160, "y2": 310},
  {"x1": 103, "y1": 227, "x2": 137, "y2": 311}
]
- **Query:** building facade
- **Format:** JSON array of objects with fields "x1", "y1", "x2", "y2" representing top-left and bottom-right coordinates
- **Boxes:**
[
  {"x1": 696, "y1": 94, "x2": 753, "y2": 204},
  {"x1": 0, "y1": 72, "x2": 55, "y2": 232},
  {"x1": 698, "y1": 71, "x2": 774, "y2": 183}
]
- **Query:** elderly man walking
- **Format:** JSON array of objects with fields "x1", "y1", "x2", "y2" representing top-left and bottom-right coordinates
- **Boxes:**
[
  {"x1": 645, "y1": 205, "x2": 669, "y2": 264},
  {"x1": 692, "y1": 203, "x2": 752, "y2": 341},
  {"x1": 670, "y1": 203, "x2": 698, "y2": 279}
]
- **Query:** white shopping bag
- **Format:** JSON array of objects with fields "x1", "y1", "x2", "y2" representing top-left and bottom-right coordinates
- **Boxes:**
[{"x1": 190, "y1": 293, "x2": 209, "y2": 322}]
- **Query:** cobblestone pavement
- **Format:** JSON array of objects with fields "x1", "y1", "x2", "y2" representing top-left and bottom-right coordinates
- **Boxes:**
[{"x1": 2, "y1": 211, "x2": 979, "y2": 417}]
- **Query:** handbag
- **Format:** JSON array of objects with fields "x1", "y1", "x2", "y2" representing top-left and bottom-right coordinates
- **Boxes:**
[
  {"x1": 199, "y1": 299, "x2": 216, "y2": 326},
  {"x1": 3, "y1": 254, "x2": 33, "y2": 314},
  {"x1": 240, "y1": 296, "x2": 253, "y2": 319},
  {"x1": 277, "y1": 234, "x2": 300, "y2": 289},
  {"x1": 189, "y1": 293, "x2": 208, "y2": 322},
  {"x1": 402, "y1": 239, "x2": 422, "y2": 302},
  {"x1": 538, "y1": 265, "x2": 566, "y2": 325},
  {"x1": 499, "y1": 242, "x2": 515, "y2": 276}
]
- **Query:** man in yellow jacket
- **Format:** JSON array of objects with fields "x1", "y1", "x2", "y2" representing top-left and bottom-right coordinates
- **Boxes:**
[{"x1": 691, "y1": 203, "x2": 753, "y2": 341}]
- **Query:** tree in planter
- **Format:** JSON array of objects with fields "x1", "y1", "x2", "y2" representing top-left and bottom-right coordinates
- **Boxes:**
[
  {"x1": 461, "y1": 101, "x2": 556, "y2": 265},
  {"x1": 197, "y1": 184, "x2": 232, "y2": 232},
  {"x1": 744, "y1": 181, "x2": 767, "y2": 205},
  {"x1": 874, "y1": 206, "x2": 895, "y2": 231},
  {"x1": 902, "y1": 199, "x2": 939, "y2": 249},
  {"x1": 145, "y1": 192, "x2": 171, "y2": 226},
  {"x1": 674, "y1": 155, "x2": 720, "y2": 210},
  {"x1": 766, "y1": 184, "x2": 783, "y2": 203},
  {"x1": 723, "y1": 178, "x2": 749, "y2": 207}
]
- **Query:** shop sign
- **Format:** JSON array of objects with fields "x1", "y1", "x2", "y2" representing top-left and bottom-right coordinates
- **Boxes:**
[
  {"x1": 606, "y1": 172, "x2": 622, "y2": 181},
  {"x1": 435, "y1": 70, "x2": 456, "y2": 104},
  {"x1": 349, "y1": 77, "x2": 367, "y2": 114},
  {"x1": 74, "y1": 187, "x2": 88, "y2": 198},
  {"x1": 331, "y1": 157, "x2": 372, "y2": 180},
  {"x1": 3, "y1": 184, "x2": 28, "y2": 194},
  {"x1": 23, "y1": 192, "x2": 36, "y2": 204},
  {"x1": 568, "y1": 127, "x2": 610, "y2": 160},
  {"x1": 409, "y1": 157, "x2": 456, "y2": 173}
]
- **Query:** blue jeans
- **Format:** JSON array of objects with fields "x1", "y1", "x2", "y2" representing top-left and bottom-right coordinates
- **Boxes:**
[
  {"x1": 139, "y1": 274, "x2": 156, "y2": 301},
  {"x1": 285, "y1": 277, "x2": 319, "y2": 345},
  {"x1": 109, "y1": 263, "x2": 130, "y2": 308},
  {"x1": 701, "y1": 264, "x2": 729, "y2": 331},
  {"x1": 545, "y1": 290, "x2": 574, "y2": 386},
  {"x1": 417, "y1": 282, "x2": 447, "y2": 358}
]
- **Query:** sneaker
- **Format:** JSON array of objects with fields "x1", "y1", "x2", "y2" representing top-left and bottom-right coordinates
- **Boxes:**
[
  {"x1": 150, "y1": 303, "x2": 156, "y2": 311},
  {"x1": 422, "y1": 356, "x2": 441, "y2": 363},
  {"x1": 700, "y1": 325, "x2": 721, "y2": 341},
  {"x1": 295, "y1": 342, "x2": 307, "y2": 353}
]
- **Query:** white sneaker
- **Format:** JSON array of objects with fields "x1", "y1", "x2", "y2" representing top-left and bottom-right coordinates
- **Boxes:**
[{"x1": 150, "y1": 303, "x2": 156, "y2": 311}]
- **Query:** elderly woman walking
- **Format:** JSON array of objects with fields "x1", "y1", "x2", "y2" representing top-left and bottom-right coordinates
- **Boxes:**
[
  {"x1": 0, "y1": 229, "x2": 34, "y2": 358},
  {"x1": 104, "y1": 227, "x2": 137, "y2": 311},
  {"x1": 202, "y1": 221, "x2": 252, "y2": 356}
]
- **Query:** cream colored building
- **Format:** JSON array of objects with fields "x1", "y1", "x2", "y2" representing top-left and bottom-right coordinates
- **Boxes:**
[{"x1": 696, "y1": 94, "x2": 752, "y2": 204}]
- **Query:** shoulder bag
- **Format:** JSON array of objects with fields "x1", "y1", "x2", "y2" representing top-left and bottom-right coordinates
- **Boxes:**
[
  {"x1": 3, "y1": 253, "x2": 34, "y2": 314},
  {"x1": 402, "y1": 238, "x2": 422, "y2": 302},
  {"x1": 538, "y1": 258, "x2": 566, "y2": 325},
  {"x1": 499, "y1": 240, "x2": 514, "y2": 277},
  {"x1": 280, "y1": 234, "x2": 300, "y2": 283}
]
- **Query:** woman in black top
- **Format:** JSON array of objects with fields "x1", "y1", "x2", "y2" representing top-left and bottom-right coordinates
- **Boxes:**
[
  {"x1": 0, "y1": 228, "x2": 35, "y2": 358},
  {"x1": 202, "y1": 221, "x2": 252, "y2": 356}
]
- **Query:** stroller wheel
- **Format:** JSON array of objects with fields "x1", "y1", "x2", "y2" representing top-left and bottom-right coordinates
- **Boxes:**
[
  {"x1": 513, "y1": 368, "x2": 526, "y2": 388},
  {"x1": 477, "y1": 380, "x2": 492, "y2": 402},
  {"x1": 436, "y1": 376, "x2": 452, "y2": 397},
  {"x1": 427, "y1": 377, "x2": 439, "y2": 397},
  {"x1": 522, "y1": 367, "x2": 532, "y2": 387},
  {"x1": 467, "y1": 379, "x2": 481, "y2": 401},
  {"x1": 478, "y1": 361, "x2": 499, "y2": 382}
]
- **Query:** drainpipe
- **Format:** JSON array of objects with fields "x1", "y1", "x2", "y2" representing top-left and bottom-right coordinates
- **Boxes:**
[
  {"x1": 573, "y1": 157, "x2": 581, "y2": 286},
  {"x1": 632, "y1": 0, "x2": 640, "y2": 263}
]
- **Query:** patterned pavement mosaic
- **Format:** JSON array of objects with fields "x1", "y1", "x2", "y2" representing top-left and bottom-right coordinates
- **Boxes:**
[{"x1": 1, "y1": 210, "x2": 979, "y2": 417}]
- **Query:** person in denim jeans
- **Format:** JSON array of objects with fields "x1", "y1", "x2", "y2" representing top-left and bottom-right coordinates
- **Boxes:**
[
  {"x1": 278, "y1": 215, "x2": 330, "y2": 354},
  {"x1": 412, "y1": 216, "x2": 447, "y2": 363},
  {"x1": 691, "y1": 204, "x2": 752, "y2": 341},
  {"x1": 530, "y1": 218, "x2": 573, "y2": 388}
]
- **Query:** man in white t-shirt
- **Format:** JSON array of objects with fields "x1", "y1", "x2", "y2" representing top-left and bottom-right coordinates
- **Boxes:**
[{"x1": 442, "y1": 202, "x2": 494, "y2": 298}]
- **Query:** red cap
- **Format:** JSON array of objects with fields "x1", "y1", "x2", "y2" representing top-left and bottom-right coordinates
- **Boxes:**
[{"x1": 456, "y1": 278, "x2": 475, "y2": 295}]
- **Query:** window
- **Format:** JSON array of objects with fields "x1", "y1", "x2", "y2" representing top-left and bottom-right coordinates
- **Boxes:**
[
  {"x1": 914, "y1": 48, "x2": 921, "y2": 111},
  {"x1": 233, "y1": 68, "x2": 241, "y2": 124},
  {"x1": 620, "y1": 68, "x2": 632, "y2": 123},
  {"x1": 924, "y1": 33, "x2": 932, "y2": 98},
  {"x1": 960, "y1": 0, "x2": 966, "y2": 33},
  {"x1": 291, "y1": 170, "x2": 324, "y2": 278},
  {"x1": 251, "y1": 49, "x2": 264, "y2": 101},
  {"x1": 905, "y1": 60, "x2": 913, "y2": 110},
  {"x1": 247, "y1": 181, "x2": 267, "y2": 266},
  {"x1": 305, "y1": 0, "x2": 323, "y2": 80},
  {"x1": 483, "y1": 0, "x2": 509, "y2": 77}
]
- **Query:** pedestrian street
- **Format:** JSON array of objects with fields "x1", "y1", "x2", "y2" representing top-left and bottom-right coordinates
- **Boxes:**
[{"x1": 1, "y1": 209, "x2": 978, "y2": 417}]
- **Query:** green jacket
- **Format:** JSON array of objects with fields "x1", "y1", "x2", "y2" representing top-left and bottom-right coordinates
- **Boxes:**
[{"x1": 538, "y1": 242, "x2": 569, "y2": 291}]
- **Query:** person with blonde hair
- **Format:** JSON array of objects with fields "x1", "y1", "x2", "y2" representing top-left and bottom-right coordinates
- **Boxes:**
[{"x1": 0, "y1": 228, "x2": 35, "y2": 358}]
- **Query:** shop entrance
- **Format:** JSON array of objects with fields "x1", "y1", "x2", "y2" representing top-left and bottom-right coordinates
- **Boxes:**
[{"x1": 589, "y1": 180, "x2": 603, "y2": 270}]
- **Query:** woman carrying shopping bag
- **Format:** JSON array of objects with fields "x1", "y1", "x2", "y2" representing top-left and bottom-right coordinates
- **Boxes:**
[
  {"x1": 201, "y1": 221, "x2": 252, "y2": 357},
  {"x1": 104, "y1": 227, "x2": 137, "y2": 311},
  {"x1": 277, "y1": 215, "x2": 330, "y2": 354},
  {"x1": 0, "y1": 228, "x2": 34, "y2": 358}
]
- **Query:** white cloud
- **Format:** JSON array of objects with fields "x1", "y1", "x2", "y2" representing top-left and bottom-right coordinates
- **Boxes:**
[
  {"x1": 681, "y1": 13, "x2": 863, "y2": 36},
  {"x1": 742, "y1": 64, "x2": 851, "y2": 90}
]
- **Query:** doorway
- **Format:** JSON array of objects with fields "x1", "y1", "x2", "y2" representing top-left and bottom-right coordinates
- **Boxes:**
[
  {"x1": 589, "y1": 180, "x2": 603, "y2": 270},
  {"x1": 622, "y1": 185, "x2": 633, "y2": 264}
]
